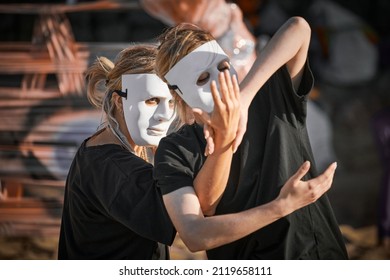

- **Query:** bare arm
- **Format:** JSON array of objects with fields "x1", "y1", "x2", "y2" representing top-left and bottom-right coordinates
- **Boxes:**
[
  {"x1": 231, "y1": 17, "x2": 311, "y2": 152},
  {"x1": 163, "y1": 161, "x2": 337, "y2": 252},
  {"x1": 240, "y1": 16, "x2": 311, "y2": 109},
  {"x1": 192, "y1": 70, "x2": 240, "y2": 215},
  {"x1": 193, "y1": 141, "x2": 233, "y2": 216}
]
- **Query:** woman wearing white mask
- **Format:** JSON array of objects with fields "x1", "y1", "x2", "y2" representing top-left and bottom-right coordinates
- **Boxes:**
[
  {"x1": 58, "y1": 45, "x2": 177, "y2": 259},
  {"x1": 57, "y1": 44, "x2": 242, "y2": 259},
  {"x1": 58, "y1": 42, "x2": 339, "y2": 260},
  {"x1": 154, "y1": 18, "x2": 348, "y2": 259}
]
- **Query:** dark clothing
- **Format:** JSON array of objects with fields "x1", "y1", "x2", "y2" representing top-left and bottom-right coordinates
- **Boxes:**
[
  {"x1": 154, "y1": 63, "x2": 348, "y2": 259},
  {"x1": 371, "y1": 108, "x2": 390, "y2": 239},
  {"x1": 58, "y1": 140, "x2": 175, "y2": 260}
]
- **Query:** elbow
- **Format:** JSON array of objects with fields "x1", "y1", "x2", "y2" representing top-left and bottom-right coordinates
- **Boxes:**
[
  {"x1": 179, "y1": 234, "x2": 208, "y2": 253},
  {"x1": 289, "y1": 16, "x2": 311, "y2": 37},
  {"x1": 198, "y1": 194, "x2": 221, "y2": 216},
  {"x1": 198, "y1": 195, "x2": 218, "y2": 216},
  {"x1": 201, "y1": 204, "x2": 216, "y2": 217},
  {"x1": 185, "y1": 241, "x2": 205, "y2": 253},
  {"x1": 178, "y1": 225, "x2": 215, "y2": 252}
]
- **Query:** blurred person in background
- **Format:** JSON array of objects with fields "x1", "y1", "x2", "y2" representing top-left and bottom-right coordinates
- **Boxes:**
[{"x1": 141, "y1": 0, "x2": 258, "y2": 82}]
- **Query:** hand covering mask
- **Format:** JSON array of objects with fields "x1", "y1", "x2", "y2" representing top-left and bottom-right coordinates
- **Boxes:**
[{"x1": 165, "y1": 40, "x2": 237, "y2": 113}]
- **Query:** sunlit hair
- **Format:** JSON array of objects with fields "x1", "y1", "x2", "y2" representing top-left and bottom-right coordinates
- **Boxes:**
[
  {"x1": 156, "y1": 23, "x2": 214, "y2": 125},
  {"x1": 85, "y1": 44, "x2": 158, "y2": 161}
]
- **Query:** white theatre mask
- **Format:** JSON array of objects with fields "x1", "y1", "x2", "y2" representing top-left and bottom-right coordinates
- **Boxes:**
[
  {"x1": 118, "y1": 74, "x2": 175, "y2": 146},
  {"x1": 165, "y1": 40, "x2": 237, "y2": 113}
]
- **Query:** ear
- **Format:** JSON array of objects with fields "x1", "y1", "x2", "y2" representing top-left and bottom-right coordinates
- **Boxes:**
[
  {"x1": 171, "y1": 91, "x2": 183, "y2": 104},
  {"x1": 112, "y1": 92, "x2": 123, "y2": 113},
  {"x1": 169, "y1": 89, "x2": 178, "y2": 98}
]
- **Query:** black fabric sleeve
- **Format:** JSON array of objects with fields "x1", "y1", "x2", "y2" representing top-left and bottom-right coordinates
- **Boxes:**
[
  {"x1": 279, "y1": 60, "x2": 314, "y2": 98},
  {"x1": 271, "y1": 60, "x2": 314, "y2": 124},
  {"x1": 107, "y1": 158, "x2": 176, "y2": 246},
  {"x1": 154, "y1": 136, "x2": 196, "y2": 195},
  {"x1": 296, "y1": 60, "x2": 314, "y2": 97}
]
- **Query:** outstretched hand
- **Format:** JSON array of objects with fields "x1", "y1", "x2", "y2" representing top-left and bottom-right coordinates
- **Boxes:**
[{"x1": 277, "y1": 161, "x2": 337, "y2": 216}]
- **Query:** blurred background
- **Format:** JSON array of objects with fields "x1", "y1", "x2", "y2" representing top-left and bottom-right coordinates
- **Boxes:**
[{"x1": 0, "y1": 0, "x2": 389, "y2": 260}]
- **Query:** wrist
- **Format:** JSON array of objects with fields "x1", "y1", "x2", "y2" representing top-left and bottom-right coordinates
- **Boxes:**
[
  {"x1": 212, "y1": 134, "x2": 234, "y2": 154},
  {"x1": 240, "y1": 91, "x2": 252, "y2": 110},
  {"x1": 273, "y1": 197, "x2": 289, "y2": 218}
]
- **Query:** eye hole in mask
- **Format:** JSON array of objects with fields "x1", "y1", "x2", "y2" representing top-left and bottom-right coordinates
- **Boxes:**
[
  {"x1": 218, "y1": 59, "x2": 231, "y2": 72},
  {"x1": 144, "y1": 97, "x2": 176, "y2": 111},
  {"x1": 197, "y1": 72, "x2": 210, "y2": 86},
  {"x1": 145, "y1": 97, "x2": 160, "y2": 106},
  {"x1": 196, "y1": 59, "x2": 232, "y2": 86},
  {"x1": 164, "y1": 40, "x2": 238, "y2": 113}
]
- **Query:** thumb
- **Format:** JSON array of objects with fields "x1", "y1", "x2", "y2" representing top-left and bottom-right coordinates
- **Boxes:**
[
  {"x1": 232, "y1": 120, "x2": 247, "y2": 153},
  {"x1": 292, "y1": 161, "x2": 311, "y2": 182},
  {"x1": 192, "y1": 108, "x2": 211, "y2": 126},
  {"x1": 232, "y1": 129, "x2": 244, "y2": 153},
  {"x1": 203, "y1": 123, "x2": 210, "y2": 139}
]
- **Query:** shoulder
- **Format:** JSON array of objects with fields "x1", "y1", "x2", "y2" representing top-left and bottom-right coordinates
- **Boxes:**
[
  {"x1": 83, "y1": 144, "x2": 154, "y2": 180},
  {"x1": 160, "y1": 123, "x2": 202, "y2": 145},
  {"x1": 156, "y1": 123, "x2": 205, "y2": 161},
  {"x1": 154, "y1": 124, "x2": 205, "y2": 195},
  {"x1": 109, "y1": 147, "x2": 154, "y2": 179},
  {"x1": 270, "y1": 61, "x2": 314, "y2": 97},
  {"x1": 97, "y1": 147, "x2": 155, "y2": 206}
]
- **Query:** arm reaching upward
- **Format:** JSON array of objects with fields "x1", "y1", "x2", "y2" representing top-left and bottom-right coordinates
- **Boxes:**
[
  {"x1": 240, "y1": 16, "x2": 311, "y2": 108},
  {"x1": 231, "y1": 17, "x2": 311, "y2": 152}
]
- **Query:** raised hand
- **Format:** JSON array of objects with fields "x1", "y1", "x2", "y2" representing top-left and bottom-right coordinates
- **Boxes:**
[{"x1": 193, "y1": 69, "x2": 240, "y2": 156}]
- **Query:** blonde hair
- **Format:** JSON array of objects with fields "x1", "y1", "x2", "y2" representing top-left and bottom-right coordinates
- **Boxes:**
[
  {"x1": 85, "y1": 44, "x2": 158, "y2": 161},
  {"x1": 156, "y1": 23, "x2": 214, "y2": 125}
]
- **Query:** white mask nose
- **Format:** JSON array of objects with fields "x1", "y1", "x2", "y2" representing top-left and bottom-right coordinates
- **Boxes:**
[{"x1": 153, "y1": 102, "x2": 172, "y2": 122}]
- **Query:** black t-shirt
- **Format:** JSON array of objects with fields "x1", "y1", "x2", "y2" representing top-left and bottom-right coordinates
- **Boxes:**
[
  {"x1": 58, "y1": 140, "x2": 175, "y2": 260},
  {"x1": 154, "y1": 63, "x2": 348, "y2": 259}
]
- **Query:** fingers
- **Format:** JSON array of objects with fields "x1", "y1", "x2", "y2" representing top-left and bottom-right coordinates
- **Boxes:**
[
  {"x1": 324, "y1": 162, "x2": 338, "y2": 175},
  {"x1": 203, "y1": 123, "x2": 215, "y2": 156},
  {"x1": 228, "y1": 72, "x2": 240, "y2": 119},
  {"x1": 280, "y1": 161, "x2": 337, "y2": 213},
  {"x1": 205, "y1": 135, "x2": 215, "y2": 156},
  {"x1": 210, "y1": 80, "x2": 223, "y2": 109},
  {"x1": 303, "y1": 162, "x2": 337, "y2": 204},
  {"x1": 292, "y1": 161, "x2": 311, "y2": 182},
  {"x1": 232, "y1": 74, "x2": 240, "y2": 101},
  {"x1": 222, "y1": 70, "x2": 234, "y2": 105},
  {"x1": 203, "y1": 123, "x2": 210, "y2": 139},
  {"x1": 217, "y1": 71, "x2": 228, "y2": 103},
  {"x1": 192, "y1": 108, "x2": 211, "y2": 126},
  {"x1": 214, "y1": 70, "x2": 238, "y2": 109},
  {"x1": 308, "y1": 162, "x2": 337, "y2": 187}
]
